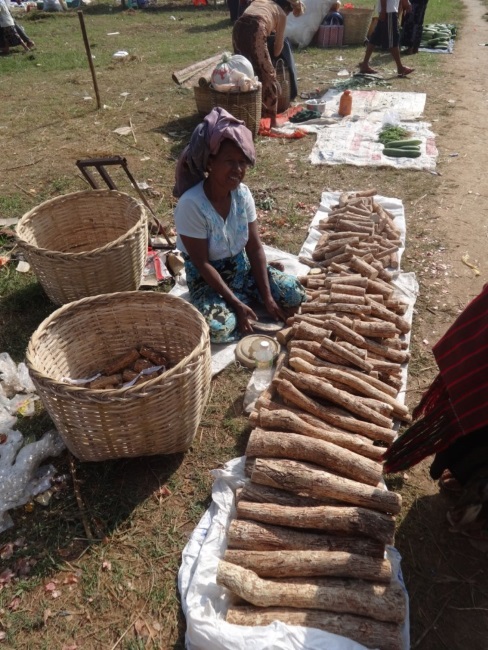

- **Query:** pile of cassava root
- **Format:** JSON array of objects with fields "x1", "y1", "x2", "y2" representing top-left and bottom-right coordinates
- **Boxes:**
[
  {"x1": 217, "y1": 190, "x2": 410, "y2": 650},
  {"x1": 84, "y1": 345, "x2": 170, "y2": 389}
]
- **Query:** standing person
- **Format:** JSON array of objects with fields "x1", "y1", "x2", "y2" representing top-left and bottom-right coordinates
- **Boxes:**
[
  {"x1": 400, "y1": 0, "x2": 429, "y2": 55},
  {"x1": 232, "y1": 0, "x2": 305, "y2": 128},
  {"x1": 359, "y1": 0, "x2": 414, "y2": 77},
  {"x1": 173, "y1": 107, "x2": 306, "y2": 343},
  {"x1": 0, "y1": 0, "x2": 34, "y2": 55}
]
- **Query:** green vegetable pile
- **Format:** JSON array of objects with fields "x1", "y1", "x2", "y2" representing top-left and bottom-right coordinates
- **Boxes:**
[
  {"x1": 378, "y1": 125, "x2": 422, "y2": 159},
  {"x1": 378, "y1": 124, "x2": 410, "y2": 146},
  {"x1": 382, "y1": 139, "x2": 422, "y2": 159},
  {"x1": 420, "y1": 23, "x2": 456, "y2": 50}
]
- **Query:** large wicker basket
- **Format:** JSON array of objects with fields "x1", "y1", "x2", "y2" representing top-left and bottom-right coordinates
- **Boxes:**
[
  {"x1": 339, "y1": 7, "x2": 374, "y2": 45},
  {"x1": 276, "y1": 59, "x2": 291, "y2": 114},
  {"x1": 26, "y1": 292, "x2": 212, "y2": 462},
  {"x1": 194, "y1": 85, "x2": 214, "y2": 116},
  {"x1": 210, "y1": 83, "x2": 262, "y2": 136},
  {"x1": 16, "y1": 189, "x2": 148, "y2": 306}
]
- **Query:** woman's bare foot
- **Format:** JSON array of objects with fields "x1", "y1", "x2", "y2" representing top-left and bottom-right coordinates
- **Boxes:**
[
  {"x1": 359, "y1": 63, "x2": 378, "y2": 74},
  {"x1": 398, "y1": 66, "x2": 414, "y2": 77}
]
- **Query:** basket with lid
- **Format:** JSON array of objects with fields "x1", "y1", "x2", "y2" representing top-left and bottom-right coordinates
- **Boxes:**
[
  {"x1": 26, "y1": 291, "x2": 212, "y2": 462},
  {"x1": 15, "y1": 189, "x2": 148, "y2": 305}
]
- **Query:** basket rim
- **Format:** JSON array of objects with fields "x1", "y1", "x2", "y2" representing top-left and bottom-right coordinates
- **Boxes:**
[
  {"x1": 26, "y1": 291, "x2": 210, "y2": 396},
  {"x1": 16, "y1": 189, "x2": 147, "y2": 259}
]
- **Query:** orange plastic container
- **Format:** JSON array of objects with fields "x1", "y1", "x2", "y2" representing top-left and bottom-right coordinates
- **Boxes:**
[{"x1": 338, "y1": 89, "x2": 352, "y2": 116}]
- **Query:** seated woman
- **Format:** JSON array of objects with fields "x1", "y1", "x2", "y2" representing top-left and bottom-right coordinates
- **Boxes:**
[{"x1": 173, "y1": 107, "x2": 306, "y2": 344}]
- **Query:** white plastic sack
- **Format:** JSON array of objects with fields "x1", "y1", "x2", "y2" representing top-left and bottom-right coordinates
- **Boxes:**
[{"x1": 285, "y1": 0, "x2": 335, "y2": 48}]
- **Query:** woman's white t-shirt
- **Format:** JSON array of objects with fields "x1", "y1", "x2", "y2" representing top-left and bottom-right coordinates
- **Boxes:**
[
  {"x1": 174, "y1": 181, "x2": 257, "y2": 261},
  {"x1": 376, "y1": 0, "x2": 399, "y2": 12}
]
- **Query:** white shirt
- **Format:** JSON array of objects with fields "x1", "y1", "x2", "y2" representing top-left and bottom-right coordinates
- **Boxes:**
[
  {"x1": 0, "y1": 0, "x2": 15, "y2": 28},
  {"x1": 174, "y1": 181, "x2": 257, "y2": 261},
  {"x1": 376, "y1": 0, "x2": 400, "y2": 13}
]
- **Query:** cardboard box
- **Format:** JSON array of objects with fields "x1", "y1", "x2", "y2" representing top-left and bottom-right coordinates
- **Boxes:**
[{"x1": 315, "y1": 25, "x2": 344, "y2": 48}]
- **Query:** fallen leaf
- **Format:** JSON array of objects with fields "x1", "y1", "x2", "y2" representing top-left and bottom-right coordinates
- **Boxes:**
[
  {"x1": 101, "y1": 560, "x2": 112, "y2": 572},
  {"x1": 0, "y1": 631, "x2": 6, "y2": 641},
  {"x1": 44, "y1": 581, "x2": 57, "y2": 592},
  {"x1": 8, "y1": 596, "x2": 21, "y2": 611},
  {"x1": 113, "y1": 126, "x2": 132, "y2": 136},
  {"x1": 461, "y1": 253, "x2": 480, "y2": 276},
  {"x1": 51, "y1": 590, "x2": 61, "y2": 599},
  {"x1": 63, "y1": 573, "x2": 79, "y2": 585},
  {"x1": 43, "y1": 609, "x2": 53, "y2": 625},
  {"x1": 0, "y1": 568, "x2": 15, "y2": 586},
  {"x1": 134, "y1": 619, "x2": 150, "y2": 639},
  {"x1": 0, "y1": 544, "x2": 14, "y2": 560}
]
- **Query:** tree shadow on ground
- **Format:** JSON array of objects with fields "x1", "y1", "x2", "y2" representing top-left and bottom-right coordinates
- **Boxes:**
[{"x1": 396, "y1": 490, "x2": 488, "y2": 650}]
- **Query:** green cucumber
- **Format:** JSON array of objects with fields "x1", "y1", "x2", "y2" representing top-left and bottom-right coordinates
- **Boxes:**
[
  {"x1": 383, "y1": 148, "x2": 421, "y2": 159},
  {"x1": 384, "y1": 139, "x2": 422, "y2": 148}
]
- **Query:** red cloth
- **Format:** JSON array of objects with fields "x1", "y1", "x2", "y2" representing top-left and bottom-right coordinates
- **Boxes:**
[
  {"x1": 384, "y1": 284, "x2": 488, "y2": 473},
  {"x1": 259, "y1": 105, "x2": 305, "y2": 137}
]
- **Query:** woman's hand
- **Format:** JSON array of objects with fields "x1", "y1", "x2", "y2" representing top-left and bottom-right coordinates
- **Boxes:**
[
  {"x1": 263, "y1": 295, "x2": 286, "y2": 322},
  {"x1": 234, "y1": 301, "x2": 257, "y2": 334}
]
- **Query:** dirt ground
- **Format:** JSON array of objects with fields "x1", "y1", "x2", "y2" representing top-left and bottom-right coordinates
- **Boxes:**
[{"x1": 1, "y1": 0, "x2": 488, "y2": 648}]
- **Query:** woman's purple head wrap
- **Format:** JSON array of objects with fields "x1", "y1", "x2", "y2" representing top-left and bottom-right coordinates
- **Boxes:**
[{"x1": 173, "y1": 107, "x2": 256, "y2": 198}]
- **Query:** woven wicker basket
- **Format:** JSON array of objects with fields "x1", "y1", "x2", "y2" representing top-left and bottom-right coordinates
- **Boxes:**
[
  {"x1": 194, "y1": 85, "x2": 214, "y2": 116},
  {"x1": 209, "y1": 83, "x2": 262, "y2": 136},
  {"x1": 339, "y1": 7, "x2": 374, "y2": 45},
  {"x1": 16, "y1": 189, "x2": 148, "y2": 306},
  {"x1": 276, "y1": 60, "x2": 291, "y2": 114},
  {"x1": 26, "y1": 291, "x2": 212, "y2": 462}
]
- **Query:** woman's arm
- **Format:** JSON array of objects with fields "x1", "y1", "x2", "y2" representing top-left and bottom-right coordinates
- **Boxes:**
[
  {"x1": 181, "y1": 234, "x2": 257, "y2": 334},
  {"x1": 273, "y1": 12, "x2": 287, "y2": 57},
  {"x1": 245, "y1": 221, "x2": 286, "y2": 320}
]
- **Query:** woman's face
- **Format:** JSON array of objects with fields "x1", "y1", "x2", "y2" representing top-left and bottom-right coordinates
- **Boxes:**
[{"x1": 208, "y1": 140, "x2": 250, "y2": 192}]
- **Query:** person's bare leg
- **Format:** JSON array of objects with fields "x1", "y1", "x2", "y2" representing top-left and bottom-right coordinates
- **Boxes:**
[
  {"x1": 359, "y1": 42, "x2": 378, "y2": 74},
  {"x1": 389, "y1": 46, "x2": 414, "y2": 76}
]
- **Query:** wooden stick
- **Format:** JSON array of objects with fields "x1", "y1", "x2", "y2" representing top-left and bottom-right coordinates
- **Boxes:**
[
  {"x1": 256, "y1": 407, "x2": 384, "y2": 461},
  {"x1": 277, "y1": 378, "x2": 396, "y2": 444},
  {"x1": 251, "y1": 457, "x2": 402, "y2": 514},
  {"x1": 288, "y1": 357, "x2": 409, "y2": 420},
  {"x1": 280, "y1": 368, "x2": 393, "y2": 429},
  {"x1": 235, "y1": 501, "x2": 396, "y2": 544},
  {"x1": 227, "y1": 519, "x2": 385, "y2": 556},
  {"x1": 224, "y1": 549, "x2": 392, "y2": 581},
  {"x1": 246, "y1": 428, "x2": 382, "y2": 486},
  {"x1": 77, "y1": 11, "x2": 101, "y2": 110},
  {"x1": 226, "y1": 607, "x2": 403, "y2": 650},
  {"x1": 217, "y1": 561, "x2": 406, "y2": 624}
]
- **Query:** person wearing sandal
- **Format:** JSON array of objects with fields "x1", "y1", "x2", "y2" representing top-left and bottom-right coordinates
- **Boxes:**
[
  {"x1": 173, "y1": 107, "x2": 306, "y2": 344},
  {"x1": 359, "y1": 0, "x2": 414, "y2": 78}
]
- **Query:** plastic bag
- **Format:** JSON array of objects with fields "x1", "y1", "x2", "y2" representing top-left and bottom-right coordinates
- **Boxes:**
[
  {"x1": 382, "y1": 110, "x2": 401, "y2": 127},
  {"x1": 0, "y1": 429, "x2": 65, "y2": 533}
]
